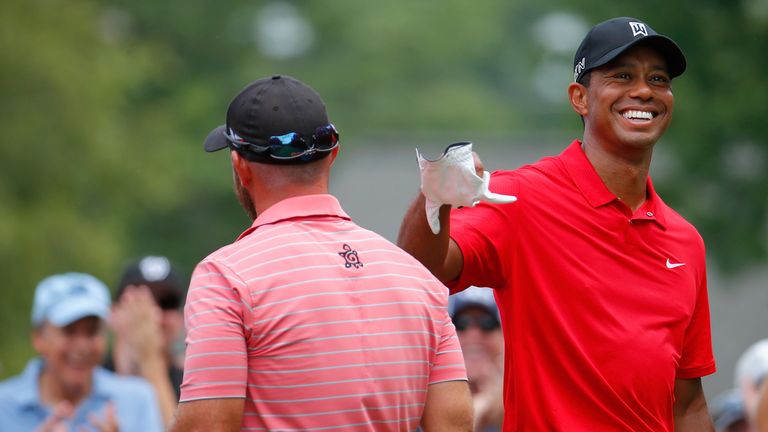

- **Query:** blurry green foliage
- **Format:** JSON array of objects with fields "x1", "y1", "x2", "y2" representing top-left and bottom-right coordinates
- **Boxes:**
[{"x1": 1, "y1": 0, "x2": 766, "y2": 376}]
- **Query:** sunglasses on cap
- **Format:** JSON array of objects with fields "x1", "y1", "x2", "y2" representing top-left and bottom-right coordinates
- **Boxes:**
[
  {"x1": 225, "y1": 124, "x2": 339, "y2": 160},
  {"x1": 452, "y1": 315, "x2": 500, "y2": 333}
]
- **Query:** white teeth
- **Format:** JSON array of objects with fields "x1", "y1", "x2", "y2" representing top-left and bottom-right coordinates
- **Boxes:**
[{"x1": 622, "y1": 110, "x2": 653, "y2": 120}]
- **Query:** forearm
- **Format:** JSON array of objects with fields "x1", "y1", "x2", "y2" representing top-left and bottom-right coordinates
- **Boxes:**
[
  {"x1": 141, "y1": 356, "x2": 178, "y2": 428},
  {"x1": 397, "y1": 193, "x2": 456, "y2": 281},
  {"x1": 675, "y1": 410, "x2": 715, "y2": 432},
  {"x1": 673, "y1": 410, "x2": 714, "y2": 432},
  {"x1": 756, "y1": 381, "x2": 768, "y2": 431}
]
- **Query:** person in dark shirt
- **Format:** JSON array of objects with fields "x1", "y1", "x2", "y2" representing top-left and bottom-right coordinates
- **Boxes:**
[{"x1": 107, "y1": 255, "x2": 186, "y2": 427}]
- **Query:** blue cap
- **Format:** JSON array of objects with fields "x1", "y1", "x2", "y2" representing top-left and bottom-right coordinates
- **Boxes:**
[
  {"x1": 710, "y1": 389, "x2": 746, "y2": 430},
  {"x1": 448, "y1": 286, "x2": 499, "y2": 319},
  {"x1": 31, "y1": 273, "x2": 111, "y2": 327}
]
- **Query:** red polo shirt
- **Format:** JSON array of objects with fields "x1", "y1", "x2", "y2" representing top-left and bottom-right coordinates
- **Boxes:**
[{"x1": 449, "y1": 140, "x2": 716, "y2": 431}]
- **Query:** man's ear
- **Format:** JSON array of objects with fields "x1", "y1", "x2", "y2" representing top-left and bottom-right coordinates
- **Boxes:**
[
  {"x1": 31, "y1": 326, "x2": 45, "y2": 355},
  {"x1": 328, "y1": 145, "x2": 340, "y2": 167},
  {"x1": 568, "y1": 82, "x2": 588, "y2": 117},
  {"x1": 231, "y1": 151, "x2": 252, "y2": 186}
]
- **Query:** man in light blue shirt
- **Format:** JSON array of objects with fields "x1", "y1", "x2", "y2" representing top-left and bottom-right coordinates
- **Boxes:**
[{"x1": 0, "y1": 272, "x2": 163, "y2": 432}]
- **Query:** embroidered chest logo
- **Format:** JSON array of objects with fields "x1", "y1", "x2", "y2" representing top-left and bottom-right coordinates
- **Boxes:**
[
  {"x1": 666, "y1": 258, "x2": 686, "y2": 269},
  {"x1": 339, "y1": 244, "x2": 363, "y2": 269}
]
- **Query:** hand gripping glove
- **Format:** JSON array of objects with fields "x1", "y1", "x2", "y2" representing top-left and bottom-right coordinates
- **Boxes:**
[{"x1": 417, "y1": 142, "x2": 517, "y2": 234}]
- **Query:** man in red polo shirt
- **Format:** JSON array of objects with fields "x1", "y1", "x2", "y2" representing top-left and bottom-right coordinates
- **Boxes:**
[{"x1": 398, "y1": 17, "x2": 716, "y2": 431}]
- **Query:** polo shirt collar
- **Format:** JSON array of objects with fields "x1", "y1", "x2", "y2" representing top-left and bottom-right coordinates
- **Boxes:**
[
  {"x1": 561, "y1": 140, "x2": 667, "y2": 229},
  {"x1": 561, "y1": 140, "x2": 615, "y2": 208},
  {"x1": 643, "y1": 178, "x2": 668, "y2": 229},
  {"x1": 90, "y1": 367, "x2": 112, "y2": 398},
  {"x1": 237, "y1": 194, "x2": 351, "y2": 241},
  {"x1": 13, "y1": 358, "x2": 43, "y2": 408}
]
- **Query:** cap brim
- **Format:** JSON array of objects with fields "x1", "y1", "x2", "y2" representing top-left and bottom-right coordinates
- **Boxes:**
[
  {"x1": 589, "y1": 35, "x2": 687, "y2": 79},
  {"x1": 47, "y1": 299, "x2": 110, "y2": 327},
  {"x1": 451, "y1": 302, "x2": 499, "y2": 319},
  {"x1": 204, "y1": 125, "x2": 229, "y2": 152}
]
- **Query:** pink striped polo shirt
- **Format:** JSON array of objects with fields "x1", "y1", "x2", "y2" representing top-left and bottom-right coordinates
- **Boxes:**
[{"x1": 180, "y1": 194, "x2": 466, "y2": 431}]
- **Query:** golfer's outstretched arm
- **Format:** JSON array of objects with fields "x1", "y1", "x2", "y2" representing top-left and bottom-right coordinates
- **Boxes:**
[{"x1": 397, "y1": 194, "x2": 463, "y2": 283}]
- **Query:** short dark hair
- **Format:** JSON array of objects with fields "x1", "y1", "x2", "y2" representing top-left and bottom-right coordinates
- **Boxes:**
[
  {"x1": 577, "y1": 70, "x2": 592, "y2": 87},
  {"x1": 576, "y1": 71, "x2": 591, "y2": 126}
]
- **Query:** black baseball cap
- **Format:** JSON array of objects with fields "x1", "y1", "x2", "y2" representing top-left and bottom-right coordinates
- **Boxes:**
[
  {"x1": 573, "y1": 17, "x2": 686, "y2": 83},
  {"x1": 203, "y1": 75, "x2": 331, "y2": 164},
  {"x1": 116, "y1": 255, "x2": 185, "y2": 310}
]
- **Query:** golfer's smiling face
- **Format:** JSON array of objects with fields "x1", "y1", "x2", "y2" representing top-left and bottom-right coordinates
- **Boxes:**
[{"x1": 582, "y1": 45, "x2": 674, "y2": 153}]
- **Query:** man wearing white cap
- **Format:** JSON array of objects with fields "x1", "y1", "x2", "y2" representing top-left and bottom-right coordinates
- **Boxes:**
[
  {"x1": 0, "y1": 272, "x2": 163, "y2": 432},
  {"x1": 735, "y1": 339, "x2": 768, "y2": 431}
]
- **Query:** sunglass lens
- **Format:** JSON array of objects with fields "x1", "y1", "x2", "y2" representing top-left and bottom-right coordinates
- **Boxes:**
[
  {"x1": 314, "y1": 124, "x2": 339, "y2": 149},
  {"x1": 268, "y1": 133, "x2": 309, "y2": 158},
  {"x1": 453, "y1": 316, "x2": 469, "y2": 331},
  {"x1": 453, "y1": 315, "x2": 499, "y2": 332},
  {"x1": 480, "y1": 316, "x2": 500, "y2": 332}
]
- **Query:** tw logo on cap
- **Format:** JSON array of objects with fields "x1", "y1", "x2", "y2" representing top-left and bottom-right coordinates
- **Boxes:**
[
  {"x1": 573, "y1": 57, "x2": 586, "y2": 82},
  {"x1": 629, "y1": 22, "x2": 648, "y2": 37}
]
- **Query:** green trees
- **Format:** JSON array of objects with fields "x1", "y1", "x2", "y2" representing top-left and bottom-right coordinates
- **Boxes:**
[{"x1": 1, "y1": 0, "x2": 765, "y2": 375}]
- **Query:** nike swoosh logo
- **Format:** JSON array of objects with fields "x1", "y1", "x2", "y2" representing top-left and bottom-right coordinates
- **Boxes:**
[{"x1": 666, "y1": 259, "x2": 686, "y2": 269}]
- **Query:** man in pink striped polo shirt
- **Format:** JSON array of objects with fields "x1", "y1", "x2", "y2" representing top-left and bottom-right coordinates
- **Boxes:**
[{"x1": 170, "y1": 75, "x2": 472, "y2": 432}]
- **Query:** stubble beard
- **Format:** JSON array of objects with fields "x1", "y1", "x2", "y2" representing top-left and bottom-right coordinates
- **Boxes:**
[{"x1": 234, "y1": 171, "x2": 258, "y2": 221}]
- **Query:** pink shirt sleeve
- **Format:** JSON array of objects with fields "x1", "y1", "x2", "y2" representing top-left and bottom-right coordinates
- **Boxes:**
[
  {"x1": 179, "y1": 259, "x2": 250, "y2": 402},
  {"x1": 429, "y1": 312, "x2": 468, "y2": 384}
]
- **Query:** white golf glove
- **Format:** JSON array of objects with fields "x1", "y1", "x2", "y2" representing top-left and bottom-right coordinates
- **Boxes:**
[{"x1": 417, "y1": 142, "x2": 517, "y2": 234}]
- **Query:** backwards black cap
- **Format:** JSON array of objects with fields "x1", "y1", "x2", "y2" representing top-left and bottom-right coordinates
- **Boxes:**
[
  {"x1": 116, "y1": 255, "x2": 185, "y2": 310},
  {"x1": 203, "y1": 75, "x2": 331, "y2": 164},
  {"x1": 573, "y1": 17, "x2": 686, "y2": 83}
]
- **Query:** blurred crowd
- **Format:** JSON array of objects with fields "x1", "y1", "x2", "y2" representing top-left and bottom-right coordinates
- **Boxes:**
[
  {"x1": 711, "y1": 339, "x2": 768, "y2": 432},
  {"x1": 0, "y1": 256, "x2": 186, "y2": 431},
  {"x1": 1, "y1": 266, "x2": 766, "y2": 431}
]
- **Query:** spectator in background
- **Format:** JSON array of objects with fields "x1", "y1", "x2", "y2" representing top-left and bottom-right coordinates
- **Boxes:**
[
  {"x1": 108, "y1": 255, "x2": 186, "y2": 427},
  {"x1": 758, "y1": 374, "x2": 768, "y2": 432},
  {"x1": 735, "y1": 339, "x2": 768, "y2": 431},
  {"x1": 449, "y1": 287, "x2": 504, "y2": 432},
  {"x1": 0, "y1": 272, "x2": 162, "y2": 432},
  {"x1": 710, "y1": 389, "x2": 747, "y2": 432}
]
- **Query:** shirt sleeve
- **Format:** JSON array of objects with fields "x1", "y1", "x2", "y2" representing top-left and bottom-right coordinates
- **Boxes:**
[
  {"x1": 447, "y1": 171, "x2": 520, "y2": 293},
  {"x1": 179, "y1": 259, "x2": 250, "y2": 402},
  {"x1": 676, "y1": 241, "x2": 717, "y2": 379},
  {"x1": 429, "y1": 314, "x2": 467, "y2": 384}
]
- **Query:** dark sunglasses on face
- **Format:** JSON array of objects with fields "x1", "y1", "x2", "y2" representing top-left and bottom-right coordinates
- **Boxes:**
[
  {"x1": 225, "y1": 124, "x2": 339, "y2": 160},
  {"x1": 453, "y1": 314, "x2": 500, "y2": 332}
]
